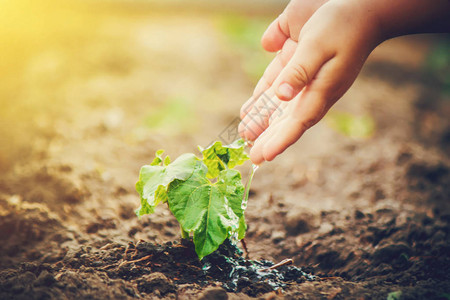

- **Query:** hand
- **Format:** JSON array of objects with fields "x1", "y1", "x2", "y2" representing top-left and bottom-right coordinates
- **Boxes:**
[{"x1": 239, "y1": 0, "x2": 381, "y2": 164}]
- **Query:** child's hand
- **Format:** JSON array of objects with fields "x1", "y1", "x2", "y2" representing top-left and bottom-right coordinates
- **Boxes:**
[
  {"x1": 243, "y1": 0, "x2": 329, "y2": 102},
  {"x1": 239, "y1": 0, "x2": 381, "y2": 164},
  {"x1": 239, "y1": 0, "x2": 449, "y2": 165}
]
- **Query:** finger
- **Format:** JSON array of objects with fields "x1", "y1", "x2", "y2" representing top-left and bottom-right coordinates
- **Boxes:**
[
  {"x1": 260, "y1": 0, "x2": 330, "y2": 51},
  {"x1": 251, "y1": 57, "x2": 343, "y2": 164},
  {"x1": 240, "y1": 91, "x2": 288, "y2": 142},
  {"x1": 239, "y1": 91, "x2": 277, "y2": 142},
  {"x1": 273, "y1": 38, "x2": 334, "y2": 101},
  {"x1": 250, "y1": 117, "x2": 304, "y2": 164},
  {"x1": 249, "y1": 91, "x2": 325, "y2": 164},
  {"x1": 253, "y1": 39, "x2": 297, "y2": 99},
  {"x1": 240, "y1": 96, "x2": 256, "y2": 120},
  {"x1": 239, "y1": 89, "x2": 281, "y2": 142},
  {"x1": 240, "y1": 40, "x2": 296, "y2": 122},
  {"x1": 239, "y1": 109, "x2": 267, "y2": 142},
  {"x1": 268, "y1": 100, "x2": 289, "y2": 125},
  {"x1": 239, "y1": 96, "x2": 259, "y2": 140},
  {"x1": 261, "y1": 16, "x2": 289, "y2": 52},
  {"x1": 249, "y1": 117, "x2": 283, "y2": 164},
  {"x1": 262, "y1": 92, "x2": 326, "y2": 162}
]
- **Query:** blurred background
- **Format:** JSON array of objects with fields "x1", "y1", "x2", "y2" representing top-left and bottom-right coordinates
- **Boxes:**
[
  {"x1": 1, "y1": 0, "x2": 448, "y2": 175},
  {"x1": 1, "y1": 0, "x2": 449, "y2": 171},
  {"x1": 0, "y1": 0, "x2": 449, "y2": 210},
  {"x1": 0, "y1": 0, "x2": 287, "y2": 173}
]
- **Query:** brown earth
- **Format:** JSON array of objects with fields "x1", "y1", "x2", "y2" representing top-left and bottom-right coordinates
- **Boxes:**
[{"x1": 1, "y1": 1, "x2": 449, "y2": 299}]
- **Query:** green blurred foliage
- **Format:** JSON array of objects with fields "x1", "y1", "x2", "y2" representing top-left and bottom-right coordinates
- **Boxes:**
[
  {"x1": 386, "y1": 291, "x2": 402, "y2": 300},
  {"x1": 325, "y1": 111, "x2": 375, "y2": 138},
  {"x1": 216, "y1": 14, "x2": 273, "y2": 83},
  {"x1": 217, "y1": 14, "x2": 265, "y2": 48},
  {"x1": 425, "y1": 37, "x2": 450, "y2": 95},
  {"x1": 144, "y1": 97, "x2": 198, "y2": 134},
  {"x1": 439, "y1": 293, "x2": 450, "y2": 300}
]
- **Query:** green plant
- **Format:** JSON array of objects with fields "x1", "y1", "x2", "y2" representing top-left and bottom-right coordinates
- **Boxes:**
[{"x1": 136, "y1": 139, "x2": 251, "y2": 260}]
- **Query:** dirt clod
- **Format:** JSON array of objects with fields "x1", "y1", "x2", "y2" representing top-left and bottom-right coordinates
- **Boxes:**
[
  {"x1": 372, "y1": 243, "x2": 412, "y2": 264},
  {"x1": 285, "y1": 212, "x2": 315, "y2": 236},
  {"x1": 136, "y1": 272, "x2": 176, "y2": 295},
  {"x1": 198, "y1": 287, "x2": 228, "y2": 300}
]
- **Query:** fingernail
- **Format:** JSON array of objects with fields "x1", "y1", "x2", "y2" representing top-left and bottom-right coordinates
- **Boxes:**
[{"x1": 277, "y1": 83, "x2": 294, "y2": 100}]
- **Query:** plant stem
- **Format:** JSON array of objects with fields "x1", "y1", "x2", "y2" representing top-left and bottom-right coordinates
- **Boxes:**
[{"x1": 180, "y1": 227, "x2": 189, "y2": 239}]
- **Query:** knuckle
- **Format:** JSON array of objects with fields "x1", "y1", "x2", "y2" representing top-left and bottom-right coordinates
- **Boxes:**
[
  {"x1": 290, "y1": 63, "x2": 310, "y2": 87},
  {"x1": 298, "y1": 117, "x2": 318, "y2": 131}
]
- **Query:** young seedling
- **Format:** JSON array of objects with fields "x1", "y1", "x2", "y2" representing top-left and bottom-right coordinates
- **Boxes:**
[{"x1": 135, "y1": 139, "x2": 251, "y2": 260}]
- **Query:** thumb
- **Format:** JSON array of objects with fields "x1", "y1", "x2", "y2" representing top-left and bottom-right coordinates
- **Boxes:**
[{"x1": 273, "y1": 40, "x2": 331, "y2": 101}]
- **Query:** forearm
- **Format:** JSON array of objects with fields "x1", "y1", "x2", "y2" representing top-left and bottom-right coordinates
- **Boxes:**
[{"x1": 363, "y1": 0, "x2": 450, "y2": 39}]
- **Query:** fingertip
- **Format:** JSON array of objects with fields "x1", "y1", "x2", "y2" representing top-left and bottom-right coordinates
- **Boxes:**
[
  {"x1": 261, "y1": 117, "x2": 307, "y2": 163},
  {"x1": 259, "y1": 135, "x2": 284, "y2": 163},
  {"x1": 250, "y1": 142, "x2": 277, "y2": 164},
  {"x1": 262, "y1": 146, "x2": 277, "y2": 162},
  {"x1": 239, "y1": 115, "x2": 260, "y2": 142},
  {"x1": 250, "y1": 156, "x2": 264, "y2": 166},
  {"x1": 261, "y1": 37, "x2": 284, "y2": 53},
  {"x1": 249, "y1": 127, "x2": 273, "y2": 165},
  {"x1": 244, "y1": 126, "x2": 260, "y2": 142},
  {"x1": 249, "y1": 147, "x2": 265, "y2": 165},
  {"x1": 261, "y1": 18, "x2": 288, "y2": 52}
]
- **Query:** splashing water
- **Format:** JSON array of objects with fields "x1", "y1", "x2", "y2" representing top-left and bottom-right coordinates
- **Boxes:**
[
  {"x1": 242, "y1": 164, "x2": 258, "y2": 210},
  {"x1": 230, "y1": 163, "x2": 259, "y2": 244},
  {"x1": 244, "y1": 139, "x2": 254, "y2": 147}
]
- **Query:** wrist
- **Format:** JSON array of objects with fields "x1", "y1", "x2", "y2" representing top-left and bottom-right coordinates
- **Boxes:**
[
  {"x1": 360, "y1": 0, "x2": 450, "y2": 40},
  {"x1": 331, "y1": 0, "x2": 385, "y2": 50}
]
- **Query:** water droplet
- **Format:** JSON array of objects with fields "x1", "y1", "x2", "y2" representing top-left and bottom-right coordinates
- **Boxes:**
[{"x1": 241, "y1": 164, "x2": 258, "y2": 210}]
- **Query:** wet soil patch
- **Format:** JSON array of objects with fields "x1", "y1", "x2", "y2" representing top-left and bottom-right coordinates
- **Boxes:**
[{"x1": 0, "y1": 225, "x2": 316, "y2": 299}]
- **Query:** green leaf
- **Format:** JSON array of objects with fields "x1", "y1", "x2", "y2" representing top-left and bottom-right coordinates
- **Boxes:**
[
  {"x1": 150, "y1": 149, "x2": 165, "y2": 166},
  {"x1": 135, "y1": 140, "x2": 252, "y2": 260},
  {"x1": 387, "y1": 291, "x2": 402, "y2": 300},
  {"x1": 168, "y1": 167, "x2": 246, "y2": 259},
  {"x1": 163, "y1": 155, "x2": 171, "y2": 166},
  {"x1": 135, "y1": 152, "x2": 199, "y2": 217},
  {"x1": 199, "y1": 139, "x2": 249, "y2": 178},
  {"x1": 237, "y1": 215, "x2": 247, "y2": 240}
]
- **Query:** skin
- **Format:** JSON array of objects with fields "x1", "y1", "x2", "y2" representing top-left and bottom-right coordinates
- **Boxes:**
[{"x1": 239, "y1": 0, "x2": 450, "y2": 165}]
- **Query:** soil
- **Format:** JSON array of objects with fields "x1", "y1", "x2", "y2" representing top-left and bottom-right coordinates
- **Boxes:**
[{"x1": 1, "y1": 1, "x2": 450, "y2": 299}]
